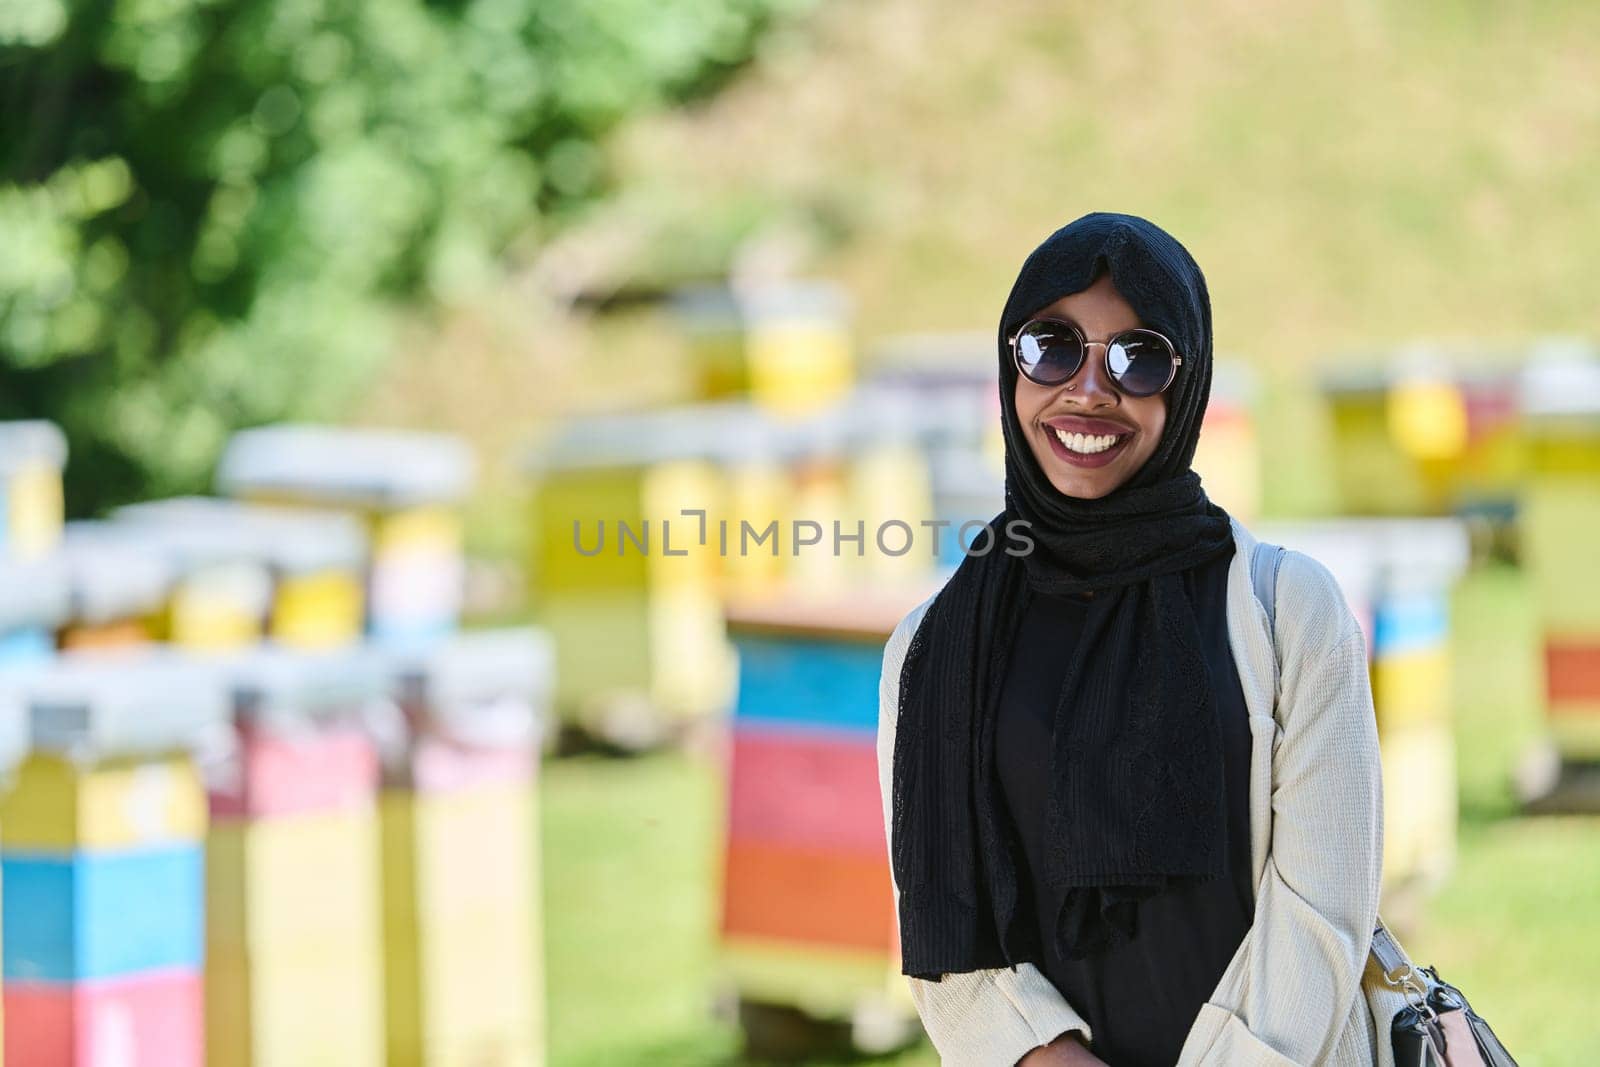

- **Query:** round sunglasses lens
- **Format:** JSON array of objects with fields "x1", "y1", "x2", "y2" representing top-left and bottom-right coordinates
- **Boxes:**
[
  {"x1": 1107, "y1": 333, "x2": 1177, "y2": 395},
  {"x1": 1016, "y1": 321, "x2": 1084, "y2": 384}
]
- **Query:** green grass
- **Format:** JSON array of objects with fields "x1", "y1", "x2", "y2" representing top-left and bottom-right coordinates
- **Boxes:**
[
  {"x1": 540, "y1": 561, "x2": 1600, "y2": 1064},
  {"x1": 539, "y1": 752, "x2": 740, "y2": 1065}
]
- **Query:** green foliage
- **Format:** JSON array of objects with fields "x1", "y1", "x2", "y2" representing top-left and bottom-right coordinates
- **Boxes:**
[{"x1": 0, "y1": 0, "x2": 812, "y2": 513}]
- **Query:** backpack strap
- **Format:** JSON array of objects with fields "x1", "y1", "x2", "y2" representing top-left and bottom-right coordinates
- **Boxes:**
[
  {"x1": 1249, "y1": 539, "x2": 1286, "y2": 695},
  {"x1": 1249, "y1": 539, "x2": 1285, "y2": 635}
]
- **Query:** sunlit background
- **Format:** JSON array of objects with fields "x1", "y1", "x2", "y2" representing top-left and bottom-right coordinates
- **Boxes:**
[{"x1": 3, "y1": 1, "x2": 1599, "y2": 1064}]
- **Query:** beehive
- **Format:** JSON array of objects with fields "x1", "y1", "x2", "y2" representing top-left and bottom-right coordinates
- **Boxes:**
[
  {"x1": 672, "y1": 282, "x2": 855, "y2": 416},
  {"x1": 525, "y1": 404, "x2": 746, "y2": 741},
  {"x1": 1192, "y1": 362, "x2": 1262, "y2": 523},
  {"x1": 217, "y1": 426, "x2": 475, "y2": 646},
  {"x1": 206, "y1": 646, "x2": 388, "y2": 1067},
  {"x1": 54, "y1": 523, "x2": 174, "y2": 652},
  {"x1": 0, "y1": 421, "x2": 66, "y2": 562},
  {"x1": 1519, "y1": 346, "x2": 1600, "y2": 767},
  {"x1": 1, "y1": 653, "x2": 227, "y2": 1067},
  {"x1": 378, "y1": 628, "x2": 551, "y2": 1067},
  {"x1": 114, "y1": 499, "x2": 368, "y2": 652},
  {"x1": 719, "y1": 588, "x2": 935, "y2": 1039},
  {"x1": 1256, "y1": 519, "x2": 1469, "y2": 894}
]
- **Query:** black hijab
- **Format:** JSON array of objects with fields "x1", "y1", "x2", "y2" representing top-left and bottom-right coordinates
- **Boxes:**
[{"x1": 889, "y1": 212, "x2": 1236, "y2": 980}]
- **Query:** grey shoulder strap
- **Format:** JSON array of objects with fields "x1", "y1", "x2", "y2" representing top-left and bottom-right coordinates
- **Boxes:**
[{"x1": 1249, "y1": 540, "x2": 1285, "y2": 636}]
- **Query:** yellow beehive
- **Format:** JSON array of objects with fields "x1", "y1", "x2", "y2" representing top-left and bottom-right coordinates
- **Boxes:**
[
  {"x1": 1451, "y1": 369, "x2": 1526, "y2": 513},
  {"x1": 1192, "y1": 362, "x2": 1262, "y2": 523},
  {"x1": 1520, "y1": 346, "x2": 1600, "y2": 768},
  {"x1": 112, "y1": 499, "x2": 368, "y2": 652},
  {"x1": 380, "y1": 784, "x2": 541, "y2": 1067},
  {"x1": 1377, "y1": 719, "x2": 1458, "y2": 891},
  {"x1": 672, "y1": 282, "x2": 855, "y2": 416},
  {"x1": 526, "y1": 407, "x2": 740, "y2": 735},
  {"x1": 1370, "y1": 647, "x2": 1452, "y2": 734},
  {"x1": 1523, "y1": 482, "x2": 1600, "y2": 636},
  {"x1": 0, "y1": 420, "x2": 66, "y2": 561},
  {"x1": 839, "y1": 389, "x2": 937, "y2": 589},
  {"x1": 1324, "y1": 367, "x2": 1462, "y2": 516},
  {"x1": 207, "y1": 942, "x2": 385, "y2": 1067},
  {"x1": 779, "y1": 419, "x2": 853, "y2": 595},
  {"x1": 206, "y1": 810, "x2": 385, "y2": 1067},
  {"x1": 216, "y1": 426, "x2": 476, "y2": 645},
  {"x1": 379, "y1": 628, "x2": 550, "y2": 1067},
  {"x1": 54, "y1": 522, "x2": 174, "y2": 652}
]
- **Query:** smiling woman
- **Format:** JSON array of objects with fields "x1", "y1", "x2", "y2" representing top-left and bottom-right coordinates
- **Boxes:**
[{"x1": 878, "y1": 212, "x2": 1386, "y2": 1067}]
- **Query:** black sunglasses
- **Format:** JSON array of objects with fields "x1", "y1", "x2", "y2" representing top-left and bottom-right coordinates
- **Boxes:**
[{"x1": 1007, "y1": 318, "x2": 1183, "y2": 397}]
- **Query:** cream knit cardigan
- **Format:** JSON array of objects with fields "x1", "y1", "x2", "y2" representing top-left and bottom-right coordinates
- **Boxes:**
[{"x1": 876, "y1": 518, "x2": 1386, "y2": 1066}]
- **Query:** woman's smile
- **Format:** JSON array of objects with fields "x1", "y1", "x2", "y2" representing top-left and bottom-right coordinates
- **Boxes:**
[{"x1": 1039, "y1": 413, "x2": 1137, "y2": 469}]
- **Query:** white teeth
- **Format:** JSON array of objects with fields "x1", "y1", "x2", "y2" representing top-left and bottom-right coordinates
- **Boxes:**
[{"x1": 1053, "y1": 428, "x2": 1122, "y2": 455}]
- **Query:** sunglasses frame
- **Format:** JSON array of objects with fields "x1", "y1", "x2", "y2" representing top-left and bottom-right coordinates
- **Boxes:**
[{"x1": 1007, "y1": 318, "x2": 1183, "y2": 397}]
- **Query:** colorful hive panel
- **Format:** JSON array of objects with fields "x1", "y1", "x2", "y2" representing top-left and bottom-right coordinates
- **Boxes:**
[
  {"x1": 531, "y1": 459, "x2": 729, "y2": 728},
  {"x1": 381, "y1": 778, "x2": 543, "y2": 1066},
  {"x1": 270, "y1": 569, "x2": 365, "y2": 650},
  {"x1": 208, "y1": 726, "x2": 378, "y2": 820},
  {"x1": 2, "y1": 848, "x2": 204, "y2": 981},
  {"x1": 1544, "y1": 639, "x2": 1600, "y2": 759},
  {"x1": 1192, "y1": 398, "x2": 1261, "y2": 523},
  {"x1": 720, "y1": 840, "x2": 896, "y2": 954},
  {"x1": 206, "y1": 809, "x2": 380, "y2": 957},
  {"x1": 1523, "y1": 481, "x2": 1600, "y2": 635},
  {"x1": 673, "y1": 283, "x2": 854, "y2": 415},
  {"x1": 367, "y1": 507, "x2": 465, "y2": 645},
  {"x1": 4, "y1": 969, "x2": 203, "y2": 1067},
  {"x1": 731, "y1": 635, "x2": 883, "y2": 734},
  {"x1": 1372, "y1": 593, "x2": 1449, "y2": 657},
  {"x1": 3, "y1": 460, "x2": 66, "y2": 560},
  {"x1": 1370, "y1": 648, "x2": 1452, "y2": 734},
  {"x1": 205, "y1": 813, "x2": 385, "y2": 1067},
  {"x1": 1, "y1": 755, "x2": 206, "y2": 851},
  {"x1": 1377, "y1": 721, "x2": 1458, "y2": 890},
  {"x1": 720, "y1": 595, "x2": 926, "y2": 1029},
  {"x1": 1546, "y1": 640, "x2": 1600, "y2": 704},
  {"x1": 206, "y1": 946, "x2": 384, "y2": 1067},
  {"x1": 726, "y1": 727, "x2": 885, "y2": 855},
  {"x1": 207, "y1": 709, "x2": 385, "y2": 1067}
]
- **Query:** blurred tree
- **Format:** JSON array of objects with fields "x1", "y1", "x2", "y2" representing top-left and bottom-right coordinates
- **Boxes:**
[{"x1": 0, "y1": 0, "x2": 811, "y2": 514}]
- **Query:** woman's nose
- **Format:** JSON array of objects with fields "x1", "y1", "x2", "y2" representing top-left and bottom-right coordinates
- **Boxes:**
[{"x1": 1063, "y1": 343, "x2": 1119, "y2": 406}]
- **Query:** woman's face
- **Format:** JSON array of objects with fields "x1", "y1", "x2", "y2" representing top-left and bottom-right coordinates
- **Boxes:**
[{"x1": 1012, "y1": 272, "x2": 1168, "y2": 500}]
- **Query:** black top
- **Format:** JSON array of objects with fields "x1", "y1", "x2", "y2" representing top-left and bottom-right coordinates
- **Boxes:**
[{"x1": 993, "y1": 550, "x2": 1254, "y2": 1067}]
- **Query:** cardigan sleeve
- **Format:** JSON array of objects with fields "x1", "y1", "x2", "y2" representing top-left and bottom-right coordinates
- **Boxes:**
[
  {"x1": 1177, "y1": 550, "x2": 1385, "y2": 1066},
  {"x1": 877, "y1": 596, "x2": 1094, "y2": 1067}
]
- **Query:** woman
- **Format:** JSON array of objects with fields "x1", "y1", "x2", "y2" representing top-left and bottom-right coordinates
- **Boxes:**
[{"x1": 876, "y1": 213, "x2": 1384, "y2": 1066}]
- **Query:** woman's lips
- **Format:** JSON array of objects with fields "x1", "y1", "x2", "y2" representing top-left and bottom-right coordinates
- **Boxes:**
[{"x1": 1040, "y1": 420, "x2": 1133, "y2": 470}]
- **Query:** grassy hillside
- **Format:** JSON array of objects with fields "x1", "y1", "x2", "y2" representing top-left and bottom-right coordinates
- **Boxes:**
[{"x1": 609, "y1": 0, "x2": 1600, "y2": 358}]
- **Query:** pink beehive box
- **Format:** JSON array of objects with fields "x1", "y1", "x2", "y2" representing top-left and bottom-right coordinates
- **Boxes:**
[
  {"x1": 381, "y1": 628, "x2": 552, "y2": 792},
  {"x1": 207, "y1": 644, "x2": 387, "y2": 818},
  {"x1": 5, "y1": 969, "x2": 203, "y2": 1067},
  {"x1": 726, "y1": 726, "x2": 884, "y2": 855}
]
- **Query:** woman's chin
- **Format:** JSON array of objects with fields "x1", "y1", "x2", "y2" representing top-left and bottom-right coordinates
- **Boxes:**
[{"x1": 1047, "y1": 470, "x2": 1119, "y2": 500}]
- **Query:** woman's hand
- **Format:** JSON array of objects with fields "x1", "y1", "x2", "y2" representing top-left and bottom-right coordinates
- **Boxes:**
[{"x1": 1017, "y1": 1030, "x2": 1107, "y2": 1066}]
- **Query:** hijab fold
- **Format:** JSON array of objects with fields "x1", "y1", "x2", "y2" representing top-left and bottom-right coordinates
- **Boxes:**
[{"x1": 890, "y1": 212, "x2": 1236, "y2": 979}]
